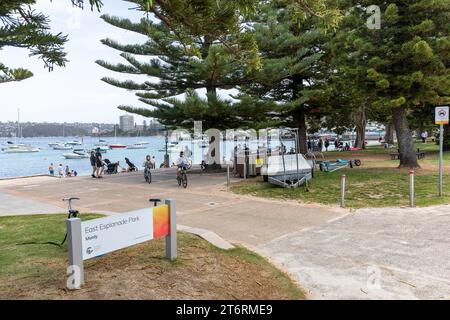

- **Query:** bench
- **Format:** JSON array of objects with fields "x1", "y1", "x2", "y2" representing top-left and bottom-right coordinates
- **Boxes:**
[{"x1": 390, "y1": 151, "x2": 426, "y2": 160}]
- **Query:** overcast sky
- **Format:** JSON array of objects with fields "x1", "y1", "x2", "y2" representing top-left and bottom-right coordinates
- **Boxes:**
[{"x1": 0, "y1": 0, "x2": 154, "y2": 124}]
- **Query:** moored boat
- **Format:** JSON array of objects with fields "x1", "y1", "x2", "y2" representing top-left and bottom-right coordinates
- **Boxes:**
[{"x1": 109, "y1": 144, "x2": 127, "y2": 149}]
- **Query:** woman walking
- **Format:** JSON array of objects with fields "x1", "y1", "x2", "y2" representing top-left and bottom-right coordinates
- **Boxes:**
[{"x1": 90, "y1": 150, "x2": 97, "y2": 178}]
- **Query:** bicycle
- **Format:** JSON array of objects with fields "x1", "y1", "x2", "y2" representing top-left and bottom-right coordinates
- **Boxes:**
[
  {"x1": 177, "y1": 165, "x2": 188, "y2": 188},
  {"x1": 18, "y1": 197, "x2": 80, "y2": 247},
  {"x1": 144, "y1": 166, "x2": 152, "y2": 184}
]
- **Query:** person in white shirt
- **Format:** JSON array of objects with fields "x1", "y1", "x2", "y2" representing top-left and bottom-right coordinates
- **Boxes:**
[{"x1": 176, "y1": 151, "x2": 188, "y2": 179}]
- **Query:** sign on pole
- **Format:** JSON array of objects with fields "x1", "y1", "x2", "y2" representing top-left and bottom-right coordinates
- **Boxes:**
[
  {"x1": 67, "y1": 199, "x2": 177, "y2": 289},
  {"x1": 435, "y1": 106, "x2": 449, "y2": 125},
  {"x1": 436, "y1": 106, "x2": 449, "y2": 197}
]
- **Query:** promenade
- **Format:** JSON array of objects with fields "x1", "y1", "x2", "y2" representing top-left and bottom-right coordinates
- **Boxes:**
[{"x1": 1, "y1": 170, "x2": 449, "y2": 299}]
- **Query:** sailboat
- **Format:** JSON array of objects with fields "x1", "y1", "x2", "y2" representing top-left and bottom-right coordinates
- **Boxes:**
[
  {"x1": 109, "y1": 126, "x2": 127, "y2": 149},
  {"x1": 2, "y1": 109, "x2": 40, "y2": 153},
  {"x1": 127, "y1": 130, "x2": 148, "y2": 149}
]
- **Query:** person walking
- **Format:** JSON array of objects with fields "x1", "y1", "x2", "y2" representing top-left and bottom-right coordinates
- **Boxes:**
[
  {"x1": 325, "y1": 139, "x2": 330, "y2": 151},
  {"x1": 318, "y1": 138, "x2": 323, "y2": 152},
  {"x1": 421, "y1": 131, "x2": 428, "y2": 143},
  {"x1": 95, "y1": 148, "x2": 104, "y2": 178},
  {"x1": 58, "y1": 163, "x2": 64, "y2": 178},
  {"x1": 307, "y1": 139, "x2": 312, "y2": 152},
  {"x1": 48, "y1": 163, "x2": 54, "y2": 176},
  {"x1": 90, "y1": 150, "x2": 97, "y2": 178}
]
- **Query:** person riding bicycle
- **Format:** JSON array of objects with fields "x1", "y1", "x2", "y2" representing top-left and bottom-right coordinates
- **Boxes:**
[
  {"x1": 143, "y1": 155, "x2": 152, "y2": 170},
  {"x1": 143, "y1": 155, "x2": 152, "y2": 177},
  {"x1": 176, "y1": 151, "x2": 189, "y2": 179}
]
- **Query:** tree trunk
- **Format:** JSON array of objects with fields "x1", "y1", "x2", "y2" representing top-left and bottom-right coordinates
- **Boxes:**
[
  {"x1": 293, "y1": 109, "x2": 308, "y2": 154},
  {"x1": 392, "y1": 107, "x2": 420, "y2": 168},
  {"x1": 384, "y1": 122, "x2": 394, "y2": 145},
  {"x1": 354, "y1": 106, "x2": 367, "y2": 149},
  {"x1": 443, "y1": 125, "x2": 450, "y2": 151},
  {"x1": 291, "y1": 75, "x2": 307, "y2": 154}
]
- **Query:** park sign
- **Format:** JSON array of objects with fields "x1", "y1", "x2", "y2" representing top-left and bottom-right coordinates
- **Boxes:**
[
  {"x1": 435, "y1": 106, "x2": 449, "y2": 125},
  {"x1": 66, "y1": 199, "x2": 177, "y2": 289}
]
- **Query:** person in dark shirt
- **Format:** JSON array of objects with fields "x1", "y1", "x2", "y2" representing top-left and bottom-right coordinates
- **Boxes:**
[
  {"x1": 95, "y1": 148, "x2": 104, "y2": 178},
  {"x1": 90, "y1": 151, "x2": 97, "y2": 178}
]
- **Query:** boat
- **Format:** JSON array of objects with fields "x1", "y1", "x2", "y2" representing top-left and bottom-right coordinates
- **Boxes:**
[
  {"x1": 63, "y1": 149, "x2": 89, "y2": 159},
  {"x1": 109, "y1": 144, "x2": 127, "y2": 149},
  {"x1": 2, "y1": 145, "x2": 40, "y2": 153},
  {"x1": 137, "y1": 141, "x2": 149, "y2": 145},
  {"x1": 48, "y1": 142, "x2": 63, "y2": 147},
  {"x1": 127, "y1": 143, "x2": 147, "y2": 150},
  {"x1": 66, "y1": 140, "x2": 83, "y2": 146},
  {"x1": 261, "y1": 153, "x2": 313, "y2": 189},
  {"x1": 92, "y1": 146, "x2": 109, "y2": 153},
  {"x1": 2, "y1": 109, "x2": 40, "y2": 153},
  {"x1": 53, "y1": 143, "x2": 73, "y2": 150}
]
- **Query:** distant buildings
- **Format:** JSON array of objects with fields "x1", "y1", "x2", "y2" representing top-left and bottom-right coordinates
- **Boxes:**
[{"x1": 119, "y1": 115, "x2": 134, "y2": 132}]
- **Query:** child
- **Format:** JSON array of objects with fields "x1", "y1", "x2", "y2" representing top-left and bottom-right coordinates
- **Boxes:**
[
  {"x1": 58, "y1": 164, "x2": 64, "y2": 178},
  {"x1": 49, "y1": 163, "x2": 54, "y2": 176}
]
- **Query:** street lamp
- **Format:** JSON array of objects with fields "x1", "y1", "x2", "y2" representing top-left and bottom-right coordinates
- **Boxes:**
[{"x1": 164, "y1": 128, "x2": 170, "y2": 168}]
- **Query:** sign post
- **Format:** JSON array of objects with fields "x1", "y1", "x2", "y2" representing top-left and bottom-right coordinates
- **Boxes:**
[
  {"x1": 435, "y1": 106, "x2": 449, "y2": 197},
  {"x1": 66, "y1": 199, "x2": 177, "y2": 290}
]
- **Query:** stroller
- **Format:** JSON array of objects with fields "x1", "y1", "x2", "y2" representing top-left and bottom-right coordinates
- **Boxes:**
[
  {"x1": 125, "y1": 158, "x2": 138, "y2": 172},
  {"x1": 104, "y1": 159, "x2": 119, "y2": 174}
]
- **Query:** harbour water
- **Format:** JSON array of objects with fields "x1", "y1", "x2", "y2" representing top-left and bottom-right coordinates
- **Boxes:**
[
  {"x1": 0, "y1": 136, "x2": 167, "y2": 179},
  {"x1": 0, "y1": 135, "x2": 382, "y2": 179}
]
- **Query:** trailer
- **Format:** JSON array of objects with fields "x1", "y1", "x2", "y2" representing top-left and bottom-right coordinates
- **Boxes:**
[{"x1": 261, "y1": 128, "x2": 314, "y2": 189}]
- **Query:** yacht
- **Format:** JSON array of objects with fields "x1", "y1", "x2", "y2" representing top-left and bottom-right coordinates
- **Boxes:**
[
  {"x1": 2, "y1": 144, "x2": 40, "y2": 153},
  {"x1": 63, "y1": 149, "x2": 89, "y2": 159},
  {"x1": 127, "y1": 143, "x2": 147, "y2": 150},
  {"x1": 53, "y1": 143, "x2": 73, "y2": 150}
]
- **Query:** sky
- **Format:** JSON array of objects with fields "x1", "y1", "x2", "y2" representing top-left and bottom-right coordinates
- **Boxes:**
[{"x1": 0, "y1": 0, "x2": 155, "y2": 124}]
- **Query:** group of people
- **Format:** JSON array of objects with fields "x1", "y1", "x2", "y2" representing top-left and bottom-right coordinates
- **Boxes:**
[
  {"x1": 48, "y1": 163, "x2": 77, "y2": 178},
  {"x1": 90, "y1": 148, "x2": 104, "y2": 178},
  {"x1": 308, "y1": 138, "x2": 331, "y2": 152}
]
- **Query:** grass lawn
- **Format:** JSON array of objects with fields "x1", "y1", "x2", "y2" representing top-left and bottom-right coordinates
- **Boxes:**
[
  {"x1": 232, "y1": 142, "x2": 450, "y2": 208},
  {"x1": 0, "y1": 214, "x2": 305, "y2": 300}
]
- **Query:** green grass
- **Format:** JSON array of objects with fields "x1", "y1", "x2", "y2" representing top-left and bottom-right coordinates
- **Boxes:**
[
  {"x1": 0, "y1": 214, "x2": 305, "y2": 299},
  {"x1": 0, "y1": 214, "x2": 102, "y2": 278},
  {"x1": 232, "y1": 142, "x2": 450, "y2": 208}
]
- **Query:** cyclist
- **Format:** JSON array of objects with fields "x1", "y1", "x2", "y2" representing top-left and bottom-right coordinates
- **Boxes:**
[
  {"x1": 143, "y1": 155, "x2": 152, "y2": 180},
  {"x1": 176, "y1": 151, "x2": 189, "y2": 180}
]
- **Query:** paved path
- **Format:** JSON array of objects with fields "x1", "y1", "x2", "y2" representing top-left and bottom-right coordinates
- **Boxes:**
[
  {"x1": 0, "y1": 191, "x2": 62, "y2": 216},
  {"x1": 258, "y1": 205, "x2": 450, "y2": 300},
  {"x1": 1, "y1": 171, "x2": 449, "y2": 299},
  {"x1": 0, "y1": 170, "x2": 345, "y2": 246}
]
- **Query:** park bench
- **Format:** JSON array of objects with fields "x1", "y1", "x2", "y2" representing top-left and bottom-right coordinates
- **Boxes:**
[{"x1": 390, "y1": 149, "x2": 426, "y2": 160}]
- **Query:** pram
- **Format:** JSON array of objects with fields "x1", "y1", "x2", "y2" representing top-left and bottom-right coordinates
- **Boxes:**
[
  {"x1": 104, "y1": 159, "x2": 119, "y2": 174},
  {"x1": 125, "y1": 158, "x2": 138, "y2": 172}
]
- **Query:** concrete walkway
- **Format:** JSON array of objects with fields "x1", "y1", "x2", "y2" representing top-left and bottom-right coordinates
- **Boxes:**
[
  {"x1": 1, "y1": 171, "x2": 449, "y2": 299},
  {"x1": 0, "y1": 191, "x2": 62, "y2": 216},
  {"x1": 258, "y1": 205, "x2": 450, "y2": 300}
]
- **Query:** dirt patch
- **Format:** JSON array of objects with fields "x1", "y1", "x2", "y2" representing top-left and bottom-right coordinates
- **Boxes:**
[{"x1": 0, "y1": 233, "x2": 305, "y2": 300}]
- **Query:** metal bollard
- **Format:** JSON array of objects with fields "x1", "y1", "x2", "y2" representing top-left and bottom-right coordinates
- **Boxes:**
[
  {"x1": 340, "y1": 175, "x2": 346, "y2": 208},
  {"x1": 409, "y1": 170, "x2": 414, "y2": 208}
]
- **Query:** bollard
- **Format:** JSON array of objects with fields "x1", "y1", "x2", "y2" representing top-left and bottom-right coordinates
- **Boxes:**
[
  {"x1": 340, "y1": 175, "x2": 346, "y2": 208},
  {"x1": 409, "y1": 170, "x2": 414, "y2": 208},
  {"x1": 227, "y1": 164, "x2": 230, "y2": 189}
]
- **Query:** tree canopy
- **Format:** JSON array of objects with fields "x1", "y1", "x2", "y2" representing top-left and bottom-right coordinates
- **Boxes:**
[{"x1": 0, "y1": 0, "x2": 102, "y2": 83}]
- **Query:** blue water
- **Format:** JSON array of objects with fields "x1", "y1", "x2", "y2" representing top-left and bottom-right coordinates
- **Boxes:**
[
  {"x1": 0, "y1": 136, "x2": 168, "y2": 179},
  {"x1": 0, "y1": 135, "x2": 300, "y2": 179}
]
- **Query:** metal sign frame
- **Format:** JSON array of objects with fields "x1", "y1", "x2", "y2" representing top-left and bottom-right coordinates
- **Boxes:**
[{"x1": 66, "y1": 199, "x2": 177, "y2": 289}]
